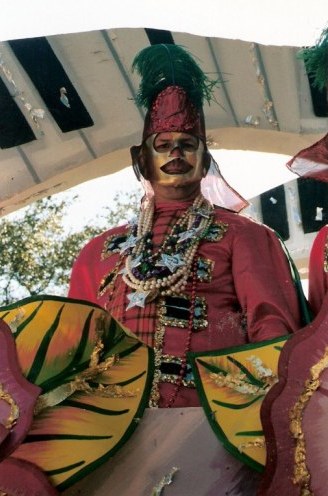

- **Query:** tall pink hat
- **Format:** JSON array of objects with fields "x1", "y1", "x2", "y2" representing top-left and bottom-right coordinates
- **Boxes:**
[{"x1": 142, "y1": 85, "x2": 206, "y2": 142}]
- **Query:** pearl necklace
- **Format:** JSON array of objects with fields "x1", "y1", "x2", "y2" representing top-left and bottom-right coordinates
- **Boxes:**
[{"x1": 122, "y1": 194, "x2": 214, "y2": 305}]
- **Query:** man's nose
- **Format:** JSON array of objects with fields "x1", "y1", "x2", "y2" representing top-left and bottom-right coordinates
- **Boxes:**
[{"x1": 169, "y1": 144, "x2": 184, "y2": 157}]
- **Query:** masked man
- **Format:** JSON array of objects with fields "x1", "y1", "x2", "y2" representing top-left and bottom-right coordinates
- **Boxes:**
[{"x1": 68, "y1": 44, "x2": 302, "y2": 408}]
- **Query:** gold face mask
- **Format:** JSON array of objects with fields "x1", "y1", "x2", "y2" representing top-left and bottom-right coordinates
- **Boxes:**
[{"x1": 143, "y1": 132, "x2": 206, "y2": 187}]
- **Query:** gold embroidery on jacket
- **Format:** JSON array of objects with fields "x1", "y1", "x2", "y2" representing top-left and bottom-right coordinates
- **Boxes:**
[
  {"x1": 324, "y1": 232, "x2": 328, "y2": 272},
  {"x1": 203, "y1": 221, "x2": 228, "y2": 242},
  {"x1": 289, "y1": 347, "x2": 328, "y2": 495},
  {"x1": 196, "y1": 257, "x2": 215, "y2": 282},
  {"x1": 158, "y1": 294, "x2": 208, "y2": 330},
  {"x1": 101, "y1": 233, "x2": 129, "y2": 260}
]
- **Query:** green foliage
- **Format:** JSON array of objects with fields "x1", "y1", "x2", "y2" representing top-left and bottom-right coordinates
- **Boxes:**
[
  {"x1": 0, "y1": 190, "x2": 141, "y2": 305},
  {"x1": 298, "y1": 27, "x2": 328, "y2": 91},
  {"x1": 102, "y1": 190, "x2": 141, "y2": 227},
  {"x1": 132, "y1": 44, "x2": 218, "y2": 110}
]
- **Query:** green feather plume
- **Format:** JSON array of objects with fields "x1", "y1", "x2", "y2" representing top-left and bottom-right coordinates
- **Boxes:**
[
  {"x1": 132, "y1": 44, "x2": 218, "y2": 110},
  {"x1": 298, "y1": 27, "x2": 328, "y2": 91}
]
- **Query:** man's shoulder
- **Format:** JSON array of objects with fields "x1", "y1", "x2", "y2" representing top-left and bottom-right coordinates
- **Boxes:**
[
  {"x1": 79, "y1": 224, "x2": 129, "y2": 256},
  {"x1": 312, "y1": 224, "x2": 328, "y2": 249},
  {"x1": 213, "y1": 207, "x2": 267, "y2": 229},
  {"x1": 318, "y1": 224, "x2": 328, "y2": 236}
]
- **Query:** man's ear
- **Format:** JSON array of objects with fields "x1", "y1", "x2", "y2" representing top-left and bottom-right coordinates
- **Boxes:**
[{"x1": 130, "y1": 145, "x2": 149, "y2": 181}]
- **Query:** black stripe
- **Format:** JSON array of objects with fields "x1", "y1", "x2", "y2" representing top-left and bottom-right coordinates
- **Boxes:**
[
  {"x1": 45, "y1": 460, "x2": 85, "y2": 476},
  {"x1": 9, "y1": 37, "x2": 94, "y2": 133},
  {"x1": 62, "y1": 399, "x2": 129, "y2": 415},
  {"x1": 145, "y1": 29, "x2": 175, "y2": 45},
  {"x1": 39, "y1": 309, "x2": 95, "y2": 392},
  {"x1": 15, "y1": 300, "x2": 44, "y2": 337},
  {"x1": 0, "y1": 77, "x2": 35, "y2": 148},
  {"x1": 26, "y1": 304, "x2": 65, "y2": 384}
]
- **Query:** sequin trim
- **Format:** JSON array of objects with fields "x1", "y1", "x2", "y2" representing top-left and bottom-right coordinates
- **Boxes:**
[
  {"x1": 160, "y1": 354, "x2": 195, "y2": 387},
  {"x1": 149, "y1": 300, "x2": 166, "y2": 408},
  {"x1": 158, "y1": 294, "x2": 208, "y2": 331},
  {"x1": 159, "y1": 373, "x2": 195, "y2": 388},
  {"x1": 98, "y1": 272, "x2": 116, "y2": 295},
  {"x1": 196, "y1": 257, "x2": 214, "y2": 282},
  {"x1": 203, "y1": 221, "x2": 228, "y2": 242},
  {"x1": 101, "y1": 233, "x2": 129, "y2": 260}
]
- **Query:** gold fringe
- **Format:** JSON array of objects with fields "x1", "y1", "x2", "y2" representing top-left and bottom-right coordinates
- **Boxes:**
[
  {"x1": 324, "y1": 233, "x2": 328, "y2": 272},
  {"x1": 289, "y1": 346, "x2": 328, "y2": 495},
  {"x1": 0, "y1": 382, "x2": 19, "y2": 429}
]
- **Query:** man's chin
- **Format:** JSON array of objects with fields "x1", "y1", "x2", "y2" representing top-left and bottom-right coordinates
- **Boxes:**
[{"x1": 153, "y1": 177, "x2": 203, "y2": 190}]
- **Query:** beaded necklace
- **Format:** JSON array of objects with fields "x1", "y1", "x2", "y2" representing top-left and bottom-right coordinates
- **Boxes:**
[
  {"x1": 103, "y1": 194, "x2": 214, "y2": 407},
  {"x1": 122, "y1": 194, "x2": 214, "y2": 306}
]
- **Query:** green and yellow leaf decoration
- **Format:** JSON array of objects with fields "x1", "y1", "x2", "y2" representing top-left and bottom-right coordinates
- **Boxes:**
[
  {"x1": 189, "y1": 335, "x2": 289, "y2": 472},
  {"x1": 0, "y1": 295, "x2": 154, "y2": 491}
]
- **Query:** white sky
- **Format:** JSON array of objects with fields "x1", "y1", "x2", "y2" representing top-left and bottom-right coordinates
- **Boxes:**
[{"x1": 1, "y1": 0, "x2": 328, "y2": 46}]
